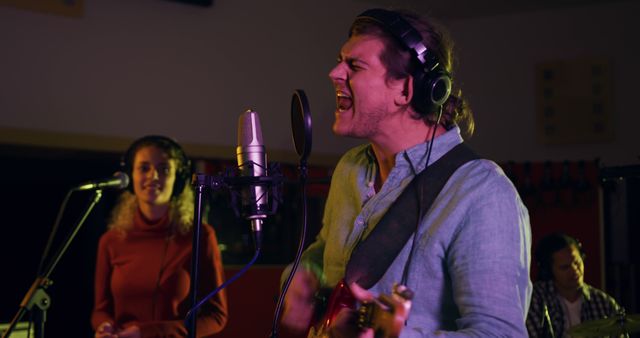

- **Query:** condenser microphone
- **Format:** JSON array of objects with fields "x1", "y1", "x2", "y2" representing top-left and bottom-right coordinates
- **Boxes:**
[
  {"x1": 236, "y1": 110, "x2": 269, "y2": 245},
  {"x1": 75, "y1": 171, "x2": 130, "y2": 191}
]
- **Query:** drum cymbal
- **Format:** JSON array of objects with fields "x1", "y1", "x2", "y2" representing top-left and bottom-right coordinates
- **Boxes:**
[{"x1": 568, "y1": 312, "x2": 640, "y2": 337}]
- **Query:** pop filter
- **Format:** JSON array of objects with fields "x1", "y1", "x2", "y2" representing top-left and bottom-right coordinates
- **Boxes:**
[{"x1": 291, "y1": 89, "x2": 312, "y2": 163}]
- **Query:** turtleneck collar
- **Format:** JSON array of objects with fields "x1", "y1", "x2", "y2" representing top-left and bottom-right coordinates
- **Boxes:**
[{"x1": 133, "y1": 207, "x2": 171, "y2": 233}]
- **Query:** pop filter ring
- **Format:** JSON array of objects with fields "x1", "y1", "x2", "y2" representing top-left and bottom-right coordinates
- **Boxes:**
[{"x1": 291, "y1": 89, "x2": 312, "y2": 164}]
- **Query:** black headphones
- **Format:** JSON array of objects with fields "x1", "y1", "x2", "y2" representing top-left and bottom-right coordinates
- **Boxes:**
[
  {"x1": 535, "y1": 233, "x2": 586, "y2": 281},
  {"x1": 353, "y1": 8, "x2": 452, "y2": 116},
  {"x1": 120, "y1": 135, "x2": 191, "y2": 198}
]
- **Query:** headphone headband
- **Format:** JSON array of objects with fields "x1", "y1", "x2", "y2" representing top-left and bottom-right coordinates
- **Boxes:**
[{"x1": 355, "y1": 9, "x2": 438, "y2": 70}]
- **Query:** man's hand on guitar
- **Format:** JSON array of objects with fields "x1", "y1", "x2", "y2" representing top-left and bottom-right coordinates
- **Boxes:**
[
  {"x1": 281, "y1": 269, "x2": 321, "y2": 333},
  {"x1": 328, "y1": 283, "x2": 375, "y2": 338}
]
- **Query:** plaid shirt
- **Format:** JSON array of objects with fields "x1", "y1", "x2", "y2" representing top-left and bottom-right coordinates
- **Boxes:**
[{"x1": 526, "y1": 280, "x2": 620, "y2": 337}]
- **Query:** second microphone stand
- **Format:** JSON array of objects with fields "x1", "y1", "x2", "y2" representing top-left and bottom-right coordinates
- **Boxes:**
[{"x1": 2, "y1": 189, "x2": 104, "y2": 338}]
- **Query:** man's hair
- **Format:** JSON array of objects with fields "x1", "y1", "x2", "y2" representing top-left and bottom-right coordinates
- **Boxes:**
[
  {"x1": 534, "y1": 232, "x2": 585, "y2": 281},
  {"x1": 350, "y1": 9, "x2": 474, "y2": 137}
]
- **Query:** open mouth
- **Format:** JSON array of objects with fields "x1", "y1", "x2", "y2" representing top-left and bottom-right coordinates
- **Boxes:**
[{"x1": 336, "y1": 91, "x2": 353, "y2": 111}]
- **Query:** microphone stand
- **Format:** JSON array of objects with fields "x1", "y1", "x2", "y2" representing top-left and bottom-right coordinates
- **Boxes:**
[
  {"x1": 187, "y1": 181, "x2": 206, "y2": 338},
  {"x1": 187, "y1": 172, "x2": 276, "y2": 338},
  {"x1": 187, "y1": 174, "x2": 230, "y2": 338},
  {"x1": 2, "y1": 189, "x2": 104, "y2": 338},
  {"x1": 269, "y1": 158, "x2": 309, "y2": 338}
]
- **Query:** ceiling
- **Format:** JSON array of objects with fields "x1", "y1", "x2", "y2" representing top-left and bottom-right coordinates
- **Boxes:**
[{"x1": 359, "y1": 0, "x2": 631, "y2": 20}]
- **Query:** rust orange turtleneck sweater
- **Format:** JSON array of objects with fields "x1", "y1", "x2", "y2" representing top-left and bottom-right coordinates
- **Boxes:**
[{"x1": 91, "y1": 210, "x2": 227, "y2": 337}]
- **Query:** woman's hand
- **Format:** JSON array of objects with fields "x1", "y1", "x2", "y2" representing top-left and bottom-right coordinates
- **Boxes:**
[
  {"x1": 94, "y1": 322, "x2": 140, "y2": 338},
  {"x1": 116, "y1": 325, "x2": 141, "y2": 338},
  {"x1": 94, "y1": 322, "x2": 115, "y2": 338}
]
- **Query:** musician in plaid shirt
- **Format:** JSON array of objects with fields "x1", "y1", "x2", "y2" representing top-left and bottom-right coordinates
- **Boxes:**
[{"x1": 526, "y1": 233, "x2": 620, "y2": 337}]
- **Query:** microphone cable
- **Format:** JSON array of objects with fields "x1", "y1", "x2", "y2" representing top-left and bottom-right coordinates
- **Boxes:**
[
  {"x1": 185, "y1": 244, "x2": 261, "y2": 321},
  {"x1": 269, "y1": 161, "x2": 309, "y2": 338},
  {"x1": 400, "y1": 106, "x2": 443, "y2": 287}
]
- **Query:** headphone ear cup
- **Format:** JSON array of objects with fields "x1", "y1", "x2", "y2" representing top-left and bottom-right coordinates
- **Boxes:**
[
  {"x1": 577, "y1": 241, "x2": 587, "y2": 261},
  {"x1": 172, "y1": 159, "x2": 191, "y2": 198},
  {"x1": 411, "y1": 67, "x2": 451, "y2": 115},
  {"x1": 121, "y1": 146, "x2": 135, "y2": 193},
  {"x1": 428, "y1": 70, "x2": 452, "y2": 108}
]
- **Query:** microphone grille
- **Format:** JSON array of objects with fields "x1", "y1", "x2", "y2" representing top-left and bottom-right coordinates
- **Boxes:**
[
  {"x1": 114, "y1": 171, "x2": 130, "y2": 189},
  {"x1": 237, "y1": 110, "x2": 264, "y2": 147}
]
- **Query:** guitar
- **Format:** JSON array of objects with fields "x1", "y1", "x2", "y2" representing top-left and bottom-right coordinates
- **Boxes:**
[{"x1": 307, "y1": 279, "x2": 413, "y2": 338}]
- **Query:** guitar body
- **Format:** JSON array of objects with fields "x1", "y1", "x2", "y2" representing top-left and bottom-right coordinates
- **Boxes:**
[
  {"x1": 308, "y1": 280, "x2": 356, "y2": 338},
  {"x1": 307, "y1": 279, "x2": 413, "y2": 338}
]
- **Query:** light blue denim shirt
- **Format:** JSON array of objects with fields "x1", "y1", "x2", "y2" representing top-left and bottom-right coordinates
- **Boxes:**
[{"x1": 301, "y1": 126, "x2": 532, "y2": 337}]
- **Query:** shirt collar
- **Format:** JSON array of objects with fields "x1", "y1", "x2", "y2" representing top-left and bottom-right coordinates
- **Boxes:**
[
  {"x1": 395, "y1": 124, "x2": 464, "y2": 173},
  {"x1": 542, "y1": 279, "x2": 591, "y2": 301},
  {"x1": 363, "y1": 125, "x2": 464, "y2": 183}
]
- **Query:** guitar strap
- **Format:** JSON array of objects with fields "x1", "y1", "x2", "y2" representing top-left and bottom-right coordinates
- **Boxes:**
[{"x1": 345, "y1": 143, "x2": 480, "y2": 289}]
